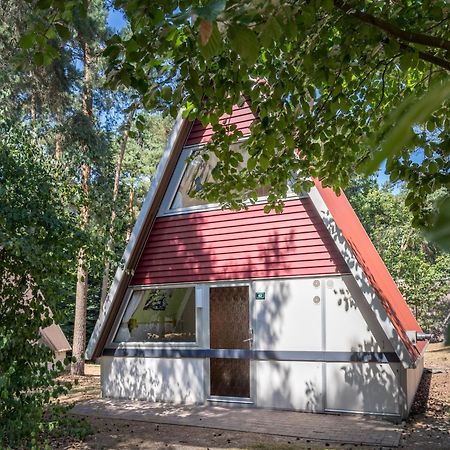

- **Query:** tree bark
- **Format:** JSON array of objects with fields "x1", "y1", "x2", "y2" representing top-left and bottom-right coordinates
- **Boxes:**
[
  {"x1": 100, "y1": 105, "x2": 136, "y2": 307},
  {"x1": 72, "y1": 28, "x2": 93, "y2": 375},
  {"x1": 126, "y1": 186, "x2": 135, "y2": 242},
  {"x1": 55, "y1": 107, "x2": 63, "y2": 160}
]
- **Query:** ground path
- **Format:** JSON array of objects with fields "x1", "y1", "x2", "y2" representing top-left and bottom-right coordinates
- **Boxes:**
[{"x1": 52, "y1": 343, "x2": 449, "y2": 449}]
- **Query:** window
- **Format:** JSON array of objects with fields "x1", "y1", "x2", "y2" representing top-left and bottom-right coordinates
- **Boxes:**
[
  {"x1": 170, "y1": 151, "x2": 218, "y2": 210},
  {"x1": 114, "y1": 287, "x2": 196, "y2": 343},
  {"x1": 168, "y1": 141, "x2": 271, "y2": 212}
]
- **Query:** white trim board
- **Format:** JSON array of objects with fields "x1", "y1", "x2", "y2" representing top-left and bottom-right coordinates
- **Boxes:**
[{"x1": 308, "y1": 187, "x2": 414, "y2": 368}]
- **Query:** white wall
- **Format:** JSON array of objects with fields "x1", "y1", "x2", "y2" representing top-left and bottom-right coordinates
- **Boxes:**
[
  {"x1": 101, "y1": 356, "x2": 205, "y2": 404},
  {"x1": 255, "y1": 361, "x2": 323, "y2": 411},
  {"x1": 101, "y1": 275, "x2": 408, "y2": 417},
  {"x1": 325, "y1": 276, "x2": 394, "y2": 353},
  {"x1": 252, "y1": 276, "x2": 391, "y2": 353},
  {"x1": 325, "y1": 362, "x2": 401, "y2": 415},
  {"x1": 405, "y1": 355, "x2": 424, "y2": 412},
  {"x1": 253, "y1": 278, "x2": 322, "y2": 351},
  {"x1": 251, "y1": 276, "x2": 399, "y2": 415}
]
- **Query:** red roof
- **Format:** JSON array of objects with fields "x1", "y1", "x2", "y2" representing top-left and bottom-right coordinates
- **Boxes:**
[{"x1": 314, "y1": 180, "x2": 425, "y2": 362}]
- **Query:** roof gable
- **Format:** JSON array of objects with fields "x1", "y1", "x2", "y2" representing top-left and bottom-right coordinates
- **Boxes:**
[
  {"x1": 40, "y1": 323, "x2": 71, "y2": 352},
  {"x1": 86, "y1": 106, "x2": 425, "y2": 365}
]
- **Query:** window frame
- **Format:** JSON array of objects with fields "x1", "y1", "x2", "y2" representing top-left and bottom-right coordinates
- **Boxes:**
[
  {"x1": 157, "y1": 137, "x2": 305, "y2": 217},
  {"x1": 106, "y1": 285, "x2": 205, "y2": 349}
]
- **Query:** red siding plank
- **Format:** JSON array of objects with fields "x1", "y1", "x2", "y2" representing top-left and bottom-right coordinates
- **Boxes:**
[
  {"x1": 185, "y1": 102, "x2": 255, "y2": 146},
  {"x1": 149, "y1": 218, "x2": 327, "y2": 241},
  {"x1": 132, "y1": 265, "x2": 349, "y2": 285},
  {"x1": 140, "y1": 244, "x2": 339, "y2": 263},
  {"x1": 144, "y1": 232, "x2": 331, "y2": 251},
  {"x1": 144, "y1": 237, "x2": 329, "y2": 255},
  {"x1": 139, "y1": 251, "x2": 342, "y2": 271},
  {"x1": 130, "y1": 197, "x2": 349, "y2": 285}
]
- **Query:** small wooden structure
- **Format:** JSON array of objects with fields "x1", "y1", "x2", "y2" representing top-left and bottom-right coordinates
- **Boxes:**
[
  {"x1": 40, "y1": 323, "x2": 71, "y2": 365},
  {"x1": 87, "y1": 103, "x2": 427, "y2": 420}
]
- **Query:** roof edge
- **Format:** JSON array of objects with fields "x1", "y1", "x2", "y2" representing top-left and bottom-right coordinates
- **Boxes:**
[
  {"x1": 309, "y1": 184, "x2": 417, "y2": 368},
  {"x1": 86, "y1": 112, "x2": 189, "y2": 360}
]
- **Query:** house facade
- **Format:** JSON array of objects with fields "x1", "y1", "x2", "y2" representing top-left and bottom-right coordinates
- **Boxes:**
[{"x1": 86, "y1": 103, "x2": 427, "y2": 419}]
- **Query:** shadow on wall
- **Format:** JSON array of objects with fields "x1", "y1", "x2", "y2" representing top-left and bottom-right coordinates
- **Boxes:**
[
  {"x1": 322, "y1": 211, "x2": 413, "y2": 417},
  {"x1": 102, "y1": 357, "x2": 204, "y2": 404},
  {"x1": 322, "y1": 212, "x2": 411, "y2": 365},
  {"x1": 103, "y1": 199, "x2": 412, "y2": 416}
]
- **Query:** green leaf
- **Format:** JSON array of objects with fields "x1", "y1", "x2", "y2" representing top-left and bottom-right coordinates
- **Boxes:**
[
  {"x1": 194, "y1": 0, "x2": 226, "y2": 21},
  {"x1": 362, "y1": 81, "x2": 450, "y2": 175},
  {"x1": 103, "y1": 44, "x2": 122, "y2": 59},
  {"x1": 19, "y1": 33, "x2": 35, "y2": 50},
  {"x1": 228, "y1": 25, "x2": 259, "y2": 66},
  {"x1": 125, "y1": 38, "x2": 138, "y2": 53},
  {"x1": 259, "y1": 16, "x2": 282, "y2": 48},
  {"x1": 424, "y1": 197, "x2": 450, "y2": 252},
  {"x1": 33, "y1": 52, "x2": 45, "y2": 66},
  {"x1": 55, "y1": 23, "x2": 71, "y2": 41}
]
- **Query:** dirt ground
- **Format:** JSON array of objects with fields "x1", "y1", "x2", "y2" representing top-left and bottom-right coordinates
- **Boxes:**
[{"x1": 52, "y1": 344, "x2": 450, "y2": 450}]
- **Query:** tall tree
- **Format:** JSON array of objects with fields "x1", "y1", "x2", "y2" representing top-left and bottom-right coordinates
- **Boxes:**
[
  {"x1": 100, "y1": 103, "x2": 136, "y2": 306},
  {"x1": 70, "y1": 0, "x2": 109, "y2": 375},
  {"x1": 72, "y1": 32, "x2": 93, "y2": 375}
]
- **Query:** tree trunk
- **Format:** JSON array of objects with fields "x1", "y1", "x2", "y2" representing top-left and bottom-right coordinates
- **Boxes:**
[
  {"x1": 55, "y1": 107, "x2": 63, "y2": 160},
  {"x1": 100, "y1": 105, "x2": 136, "y2": 307},
  {"x1": 72, "y1": 30, "x2": 93, "y2": 375},
  {"x1": 126, "y1": 185, "x2": 135, "y2": 242}
]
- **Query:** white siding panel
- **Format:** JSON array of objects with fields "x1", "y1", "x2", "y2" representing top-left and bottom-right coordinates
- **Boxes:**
[
  {"x1": 406, "y1": 356, "x2": 424, "y2": 411},
  {"x1": 326, "y1": 362, "x2": 401, "y2": 415},
  {"x1": 101, "y1": 356, "x2": 205, "y2": 404},
  {"x1": 325, "y1": 276, "x2": 393, "y2": 352},
  {"x1": 256, "y1": 361, "x2": 323, "y2": 411},
  {"x1": 253, "y1": 278, "x2": 322, "y2": 351}
]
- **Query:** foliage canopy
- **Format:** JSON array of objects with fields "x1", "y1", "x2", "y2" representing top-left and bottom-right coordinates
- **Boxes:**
[
  {"x1": 0, "y1": 115, "x2": 80, "y2": 446},
  {"x1": 20, "y1": 0, "x2": 450, "y2": 249}
]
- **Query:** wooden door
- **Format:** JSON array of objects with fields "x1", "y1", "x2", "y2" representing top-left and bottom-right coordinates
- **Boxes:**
[{"x1": 209, "y1": 286, "x2": 250, "y2": 398}]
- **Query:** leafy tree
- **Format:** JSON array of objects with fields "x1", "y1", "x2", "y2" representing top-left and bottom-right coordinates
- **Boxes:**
[
  {"x1": 0, "y1": 115, "x2": 80, "y2": 446},
  {"x1": 347, "y1": 178, "x2": 450, "y2": 333},
  {"x1": 20, "y1": 0, "x2": 450, "y2": 249}
]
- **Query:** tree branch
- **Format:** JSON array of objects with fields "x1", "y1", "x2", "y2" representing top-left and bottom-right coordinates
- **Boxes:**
[
  {"x1": 334, "y1": 0, "x2": 450, "y2": 52},
  {"x1": 398, "y1": 44, "x2": 450, "y2": 72}
]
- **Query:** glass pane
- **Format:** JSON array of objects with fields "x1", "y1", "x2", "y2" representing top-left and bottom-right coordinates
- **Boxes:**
[
  {"x1": 114, "y1": 287, "x2": 196, "y2": 343},
  {"x1": 209, "y1": 286, "x2": 250, "y2": 398},
  {"x1": 170, "y1": 152, "x2": 219, "y2": 210},
  {"x1": 169, "y1": 141, "x2": 271, "y2": 211}
]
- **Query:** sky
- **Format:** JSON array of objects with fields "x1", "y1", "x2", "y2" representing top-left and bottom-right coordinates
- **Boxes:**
[{"x1": 107, "y1": 8, "x2": 127, "y2": 32}]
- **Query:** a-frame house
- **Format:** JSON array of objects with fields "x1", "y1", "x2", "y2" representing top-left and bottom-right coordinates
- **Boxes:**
[{"x1": 87, "y1": 102, "x2": 427, "y2": 419}]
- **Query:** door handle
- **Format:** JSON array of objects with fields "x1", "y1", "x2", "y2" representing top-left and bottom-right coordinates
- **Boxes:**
[{"x1": 243, "y1": 328, "x2": 254, "y2": 343}]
